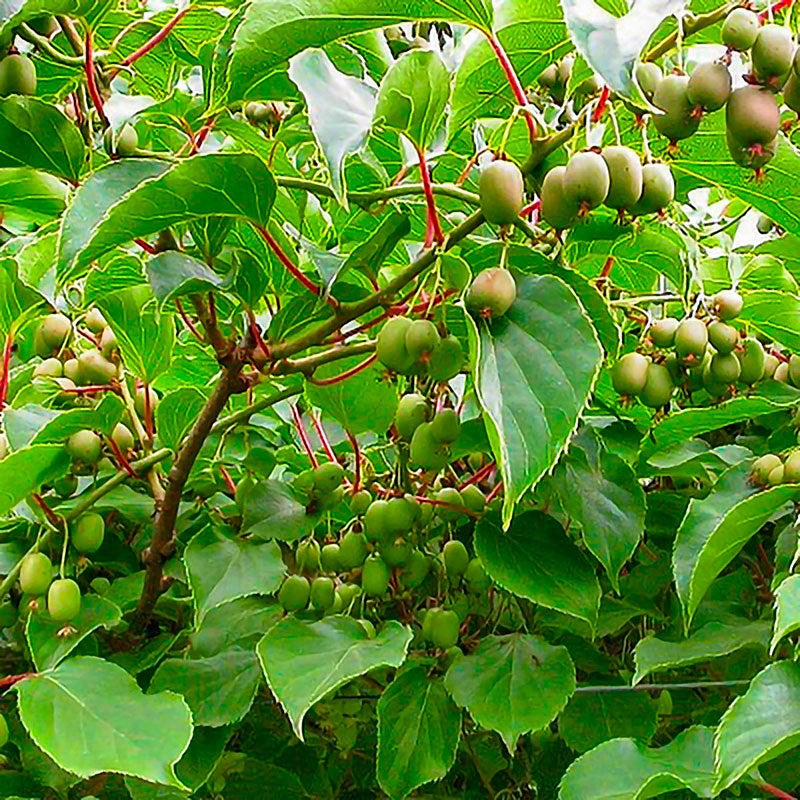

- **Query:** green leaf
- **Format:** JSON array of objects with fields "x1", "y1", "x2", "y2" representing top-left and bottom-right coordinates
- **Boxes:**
[
  {"x1": 558, "y1": 684, "x2": 658, "y2": 754},
  {"x1": 190, "y1": 597, "x2": 282, "y2": 658},
  {"x1": 0, "y1": 261, "x2": 48, "y2": 337},
  {"x1": 150, "y1": 649, "x2": 261, "y2": 728},
  {"x1": 0, "y1": 0, "x2": 111, "y2": 38},
  {"x1": 771, "y1": 575, "x2": 800, "y2": 655},
  {"x1": 241, "y1": 479, "x2": 314, "y2": 542},
  {"x1": 633, "y1": 620, "x2": 771, "y2": 685},
  {"x1": 25, "y1": 595, "x2": 122, "y2": 672},
  {"x1": 673, "y1": 460, "x2": 800, "y2": 629},
  {"x1": 340, "y1": 208, "x2": 411, "y2": 284},
  {"x1": 469, "y1": 274, "x2": 603, "y2": 526},
  {"x1": 552, "y1": 430, "x2": 645, "y2": 590},
  {"x1": 184, "y1": 525, "x2": 285, "y2": 623},
  {"x1": 288, "y1": 49, "x2": 376, "y2": 204},
  {"x1": 738, "y1": 290, "x2": 800, "y2": 353},
  {"x1": 559, "y1": 725, "x2": 716, "y2": 800},
  {"x1": 222, "y1": 0, "x2": 493, "y2": 104},
  {"x1": 0, "y1": 444, "x2": 70, "y2": 516},
  {"x1": 374, "y1": 49, "x2": 449, "y2": 151},
  {"x1": 257, "y1": 616, "x2": 412, "y2": 739},
  {"x1": 97, "y1": 285, "x2": 175, "y2": 382},
  {"x1": 0, "y1": 168, "x2": 67, "y2": 221},
  {"x1": 475, "y1": 512, "x2": 601, "y2": 630},
  {"x1": 0, "y1": 97, "x2": 85, "y2": 182},
  {"x1": 377, "y1": 666, "x2": 461, "y2": 800},
  {"x1": 444, "y1": 634, "x2": 575, "y2": 752},
  {"x1": 714, "y1": 661, "x2": 800, "y2": 792},
  {"x1": 16, "y1": 656, "x2": 193, "y2": 788},
  {"x1": 156, "y1": 388, "x2": 206, "y2": 452},
  {"x1": 145, "y1": 251, "x2": 226, "y2": 309},
  {"x1": 58, "y1": 154, "x2": 276, "y2": 280}
]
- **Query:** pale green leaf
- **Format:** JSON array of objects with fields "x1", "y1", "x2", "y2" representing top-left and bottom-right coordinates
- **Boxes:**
[
  {"x1": 0, "y1": 444, "x2": 70, "y2": 516},
  {"x1": 771, "y1": 575, "x2": 800, "y2": 655},
  {"x1": 145, "y1": 251, "x2": 226, "y2": 309},
  {"x1": 0, "y1": 168, "x2": 67, "y2": 222}
]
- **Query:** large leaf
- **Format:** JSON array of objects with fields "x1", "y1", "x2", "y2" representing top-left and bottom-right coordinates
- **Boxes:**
[
  {"x1": 222, "y1": 0, "x2": 494, "y2": 103},
  {"x1": 444, "y1": 634, "x2": 575, "y2": 753},
  {"x1": 738, "y1": 290, "x2": 800, "y2": 353},
  {"x1": 0, "y1": 97, "x2": 85, "y2": 182},
  {"x1": 240, "y1": 479, "x2": 315, "y2": 542},
  {"x1": 714, "y1": 661, "x2": 800, "y2": 792},
  {"x1": 469, "y1": 273, "x2": 603, "y2": 526},
  {"x1": 0, "y1": 167, "x2": 67, "y2": 221},
  {"x1": 145, "y1": 251, "x2": 226, "y2": 309},
  {"x1": 772, "y1": 575, "x2": 800, "y2": 655},
  {"x1": 190, "y1": 597, "x2": 282, "y2": 658},
  {"x1": 633, "y1": 621, "x2": 771, "y2": 685},
  {"x1": 288, "y1": 49, "x2": 376, "y2": 204},
  {"x1": 184, "y1": 524, "x2": 285, "y2": 623},
  {"x1": 475, "y1": 512, "x2": 601, "y2": 630},
  {"x1": 673, "y1": 460, "x2": 800, "y2": 629},
  {"x1": 58, "y1": 153, "x2": 276, "y2": 279},
  {"x1": 558, "y1": 725, "x2": 715, "y2": 800},
  {"x1": 0, "y1": 444, "x2": 70, "y2": 516},
  {"x1": 377, "y1": 666, "x2": 461, "y2": 800},
  {"x1": 0, "y1": 0, "x2": 110, "y2": 37},
  {"x1": 257, "y1": 615, "x2": 412, "y2": 739},
  {"x1": 16, "y1": 656, "x2": 193, "y2": 788},
  {"x1": 0, "y1": 261, "x2": 49, "y2": 337},
  {"x1": 155, "y1": 387, "x2": 207, "y2": 452}
]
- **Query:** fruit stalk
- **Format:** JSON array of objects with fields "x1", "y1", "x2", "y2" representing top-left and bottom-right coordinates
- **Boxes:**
[
  {"x1": 416, "y1": 145, "x2": 444, "y2": 247},
  {"x1": 189, "y1": 114, "x2": 216, "y2": 156},
  {"x1": 486, "y1": 34, "x2": 537, "y2": 140},
  {"x1": 135, "y1": 237, "x2": 157, "y2": 254},
  {"x1": 174, "y1": 298, "x2": 204, "y2": 342},
  {"x1": 290, "y1": 403, "x2": 319, "y2": 468},
  {"x1": 346, "y1": 430, "x2": 361, "y2": 493},
  {"x1": 759, "y1": 783, "x2": 797, "y2": 800},
  {"x1": 486, "y1": 480, "x2": 504, "y2": 503},
  {"x1": 82, "y1": 28, "x2": 108, "y2": 125},
  {"x1": 459, "y1": 461, "x2": 496, "y2": 489},
  {"x1": 106, "y1": 435, "x2": 137, "y2": 478},
  {"x1": 219, "y1": 464, "x2": 236, "y2": 494},
  {"x1": 31, "y1": 493, "x2": 63, "y2": 527},
  {"x1": 0, "y1": 332, "x2": 12, "y2": 410}
]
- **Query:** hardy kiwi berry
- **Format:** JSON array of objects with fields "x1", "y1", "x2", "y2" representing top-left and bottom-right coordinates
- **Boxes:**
[
  {"x1": 71, "y1": 513, "x2": 105, "y2": 553},
  {"x1": 564, "y1": 151, "x2": 610, "y2": 211},
  {"x1": 726, "y1": 131, "x2": 777, "y2": 170},
  {"x1": 312, "y1": 461, "x2": 345, "y2": 494},
  {"x1": 601, "y1": 146, "x2": 643, "y2": 210},
  {"x1": 279, "y1": 575, "x2": 310, "y2": 611},
  {"x1": 630, "y1": 163, "x2": 674, "y2": 216},
  {"x1": 712, "y1": 289, "x2": 743, "y2": 321},
  {"x1": 675, "y1": 318, "x2": 708, "y2": 362},
  {"x1": 77, "y1": 350, "x2": 117, "y2": 385},
  {"x1": 66, "y1": 430, "x2": 103, "y2": 465},
  {"x1": 710, "y1": 352, "x2": 741, "y2": 384},
  {"x1": 783, "y1": 451, "x2": 800, "y2": 483},
  {"x1": 0, "y1": 53, "x2": 36, "y2": 96},
  {"x1": 752, "y1": 453, "x2": 783, "y2": 484},
  {"x1": 726, "y1": 87, "x2": 779, "y2": 147},
  {"x1": 443, "y1": 540, "x2": 470, "y2": 579},
  {"x1": 364, "y1": 499, "x2": 390, "y2": 542},
  {"x1": 640, "y1": 363, "x2": 674, "y2": 408},
  {"x1": 395, "y1": 393, "x2": 429, "y2": 439},
  {"x1": 385, "y1": 496, "x2": 418, "y2": 535},
  {"x1": 410, "y1": 422, "x2": 448, "y2": 471},
  {"x1": 707, "y1": 321, "x2": 739, "y2": 354},
  {"x1": 361, "y1": 555, "x2": 390, "y2": 596},
  {"x1": 652, "y1": 75, "x2": 700, "y2": 142},
  {"x1": 687, "y1": 62, "x2": 731, "y2": 112},
  {"x1": 478, "y1": 160, "x2": 525, "y2": 225},
  {"x1": 540, "y1": 165, "x2": 580, "y2": 230},
  {"x1": 310, "y1": 576, "x2": 336, "y2": 611},
  {"x1": 104, "y1": 123, "x2": 139, "y2": 157},
  {"x1": 47, "y1": 578, "x2": 81, "y2": 622},
  {"x1": 19, "y1": 552, "x2": 53, "y2": 596},
  {"x1": 376, "y1": 316, "x2": 414, "y2": 373},
  {"x1": 338, "y1": 531, "x2": 368, "y2": 569},
  {"x1": 405, "y1": 319, "x2": 440, "y2": 361},
  {"x1": 752, "y1": 24, "x2": 794, "y2": 82},
  {"x1": 611, "y1": 352, "x2": 649, "y2": 396},
  {"x1": 465, "y1": 267, "x2": 516, "y2": 318},
  {"x1": 650, "y1": 317, "x2": 680, "y2": 348},
  {"x1": 430, "y1": 409, "x2": 461, "y2": 444},
  {"x1": 635, "y1": 62, "x2": 662, "y2": 99},
  {"x1": 428, "y1": 335, "x2": 463, "y2": 382},
  {"x1": 38, "y1": 314, "x2": 72, "y2": 353},
  {"x1": 33, "y1": 358, "x2": 63, "y2": 378},
  {"x1": 721, "y1": 7, "x2": 759, "y2": 51},
  {"x1": 111, "y1": 423, "x2": 135, "y2": 452}
]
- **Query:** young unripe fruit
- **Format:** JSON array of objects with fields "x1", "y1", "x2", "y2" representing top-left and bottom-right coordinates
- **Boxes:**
[
  {"x1": 348, "y1": 489, "x2": 372, "y2": 516},
  {"x1": 630, "y1": 163, "x2": 675, "y2": 216},
  {"x1": 386, "y1": 496, "x2": 418, "y2": 535},
  {"x1": 310, "y1": 576, "x2": 336, "y2": 611},
  {"x1": 466, "y1": 267, "x2": 516, "y2": 318},
  {"x1": 84, "y1": 307, "x2": 107, "y2": 333},
  {"x1": 675, "y1": 318, "x2": 708, "y2": 361},
  {"x1": 33, "y1": 358, "x2": 63, "y2": 378},
  {"x1": 244, "y1": 101, "x2": 273, "y2": 125},
  {"x1": 478, "y1": 160, "x2": 525, "y2": 225},
  {"x1": 395, "y1": 393, "x2": 429, "y2": 440},
  {"x1": 364, "y1": 499, "x2": 390, "y2": 542},
  {"x1": 539, "y1": 64, "x2": 558, "y2": 89},
  {"x1": 28, "y1": 15, "x2": 58, "y2": 36},
  {"x1": 601, "y1": 146, "x2": 643, "y2": 210},
  {"x1": 428, "y1": 335, "x2": 463, "y2": 382},
  {"x1": 768, "y1": 463, "x2": 786, "y2": 486},
  {"x1": 318, "y1": 484, "x2": 345, "y2": 513},
  {"x1": 640, "y1": 363, "x2": 674, "y2": 408},
  {"x1": 430, "y1": 408, "x2": 461, "y2": 444},
  {"x1": 19, "y1": 552, "x2": 53, "y2": 595},
  {"x1": 460, "y1": 484, "x2": 485, "y2": 514},
  {"x1": 464, "y1": 557, "x2": 491, "y2": 593},
  {"x1": 111, "y1": 423, "x2": 135, "y2": 453},
  {"x1": 687, "y1": 62, "x2": 731, "y2": 111},
  {"x1": 134, "y1": 386, "x2": 159, "y2": 417},
  {"x1": 752, "y1": 24, "x2": 794, "y2": 82},
  {"x1": 650, "y1": 317, "x2": 680, "y2": 348},
  {"x1": 785, "y1": 72, "x2": 800, "y2": 114},
  {"x1": 443, "y1": 540, "x2": 470, "y2": 578},
  {"x1": 722, "y1": 7, "x2": 759, "y2": 51},
  {"x1": 540, "y1": 165, "x2": 580, "y2": 230},
  {"x1": 564, "y1": 151, "x2": 610, "y2": 210},
  {"x1": 410, "y1": 422, "x2": 448, "y2": 472},
  {"x1": 783, "y1": 451, "x2": 800, "y2": 483},
  {"x1": 611, "y1": 352, "x2": 649, "y2": 396},
  {"x1": 39, "y1": 313, "x2": 72, "y2": 352},
  {"x1": 756, "y1": 214, "x2": 774, "y2": 235},
  {"x1": 90, "y1": 576, "x2": 111, "y2": 595},
  {"x1": 104, "y1": 123, "x2": 139, "y2": 157},
  {"x1": 313, "y1": 461, "x2": 345, "y2": 494},
  {"x1": 726, "y1": 87, "x2": 779, "y2": 147},
  {"x1": 361, "y1": 555, "x2": 390, "y2": 596},
  {"x1": 100, "y1": 326, "x2": 117, "y2": 357},
  {"x1": 652, "y1": 75, "x2": 700, "y2": 142},
  {"x1": 764, "y1": 353, "x2": 780, "y2": 379},
  {"x1": 63, "y1": 358, "x2": 79, "y2": 382},
  {"x1": 66, "y1": 430, "x2": 103, "y2": 465},
  {"x1": 430, "y1": 608, "x2": 460, "y2": 649},
  {"x1": 71, "y1": 512, "x2": 105, "y2": 553},
  {"x1": 702, "y1": 361, "x2": 729, "y2": 397},
  {"x1": 381, "y1": 537, "x2": 411, "y2": 567},
  {"x1": 376, "y1": 316, "x2": 414, "y2": 373},
  {"x1": 338, "y1": 582, "x2": 361, "y2": 607},
  {"x1": 775, "y1": 361, "x2": 791, "y2": 383},
  {"x1": 790, "y1": 354, "x2": 800, "y2": 388},
  {"x1": 707, "y1": 321, "x2": 739, "y2": 354},
  {"x1": 320, "y1": 543, "x2": 342, "y2": 573},
  {"x1": 0, "y1": 54, "x2": 36, "y2": 96},
  {"x1": 712, "y1": 289, "x2": 744, "y2": 321},
  {"x1": 296, "y1": 538, "x2": 321, "y2": 573},
  {"x1": 279, "y1": 575, "x2": 310, "y2": 612},
  {"x1": 77, "y1": 350, "x2": 117, "y2": 385},
  {"x1": 435, "y1": 486, "x2": 464, "y2": 520},
  {"x1": 710, "y1": 352, "x2": 741, "y2": 384},
  {"x1": 405, "y1": 319, "x2": 440, "y2": 362},
  {"x1": 736, "y1": 338, "x2": 766, "y2": 385},
  {"x1": 338, "y1": 531, "x2": 368, "y2": 569},
  {"x1": 48, "y1": 578, "x2": 81, "y2": 622},
  {"x1": 53, "y1": 473, "x2": 78, "y2": 498},
  {"x1": 636, "y1": 62, "x2": 662, "y2": 99},
  {"x1": 400, "y1": 549, "x2": 429, "y2": 588}
]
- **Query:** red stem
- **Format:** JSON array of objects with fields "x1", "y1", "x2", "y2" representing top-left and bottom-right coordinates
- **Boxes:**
[
  {"x1": 0, "y1": 332, "x2": 13, "y2": 410},
  {"x1": 107, "y1": 436, "x2": 137, "y2": 478},
  {"x1": 486, "y1": 480, "x2": 504, "y2": 503},
  {"x1": 311, "y1": 412, "x2": 338, "y2": 463},
  {"x1": 83, "y1": 29, "x2": 108, "y2": 125},
  {"x1": 31, "y1": 493, "x2": 62, "y2": 527},
  {"x1": 758, "y1": 0, "x2": 793, "y2": 20},
  {"x1": 62, "y1": 384, "x2": 117, "y2": 395},
  {"x1": 592, "y1": 86, "x2": 610, "y2": 123},
  {"x1": 190, "y1": 115, "x2": 216, "y2": 156},
  {"x1": 597, "y1": 256, "x2": 615, "y2": 287},
  {"x1": 308, "y1": 353, "x2": 378, "y2": 386},
  {"x1": 135, "y1": 238, "x2": 157, "y2": 254},
  {"x1": 760, "y1": 783, "x2": 797, "y2": 800},
  {"x1": 256, "y1": 226, "x2": 325, "y2": 299},
  {"x1": 0, "y1": 672, "x2": 34, "y2": 690},
  {"x1": 219, "y1": 465, "x2": 237, "y2": 494},
  {"x1": 346, "y1": 430, "x2": 361, "y2": 493},
  {"x1": 459, "y1": 462, "x2": 496, "y2": 489},
  {"x1": 486, "y1": 34, "x2": 537, "y2": 141},
  {"x1": 246, "y1": 310, "x2": 270, "y2": 358},
  {"x1": 416, "y1": 145, "x2": 444, "y2": 247},
  {"x1": 175, "y1": 299, "x2": 204, "y2": 342},
  {"x1": 456, "y1": 148, "x2": 489, "y2": 186},
  {"x1": 110, "y1": 6, "x2": 190, "y2": 79},
  {"x1": 290, "y1": 404, "x2": 319, "y2": 468},
  {"x1": 520, "y1": 198, "x2": 540, "y2": 221},
  {"x1": 77, "y1": 328, "x2": 99, "y2": 347},
  {"x1": 143, "y1": 381, "x2": 154, "y2": 441},
  {"x1": 414, "y1": 495, "x2": 481, "y2": 518}
]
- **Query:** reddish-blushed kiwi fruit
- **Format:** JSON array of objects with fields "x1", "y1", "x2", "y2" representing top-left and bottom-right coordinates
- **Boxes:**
[
  {"x1": 460, "y1": 484, "x2": 485, "y2": 513},
  {"x1": 376, "y1": 316, "x2": 414, "y2": 373},
  {"x1": 0, "y1": 54, "x2": 36, "y2": 96},
  {"x1": 564, "y1": 151, "x2": 610, "y2": 210},
  {"x1": 100, "y1": 326, "x2": 117, "y2": 357},
  {"x1": 428, "y1": 335, "x2": 464, "y2": 382},
  {"x1": 636, "y1": 62, "x2": 662, "y2": 99},
  {"x1": 726, "y1": 87, "x2": 779, "y2": 147},
  {"x1": 722, "y1": 7, "x2": 759, "y2": 51},
  {"x1": 540, "y1": 165, "x2": 580, "y2": 229},
  {"x1": 611, "y1": 352, "x2": 649, "y2": 395},
  {"x1": 279, "y1": 575, "x2": 310, "y2": 611},
  {"x1": 443, "y1": 540, "x2": 470, "y2": 578},
  {"x1": 466, "y1": 267, "x2": 516, "y2": 318},
  {"x1": 361, "y1": 555, "x2": 390, "y2": 596},
  {"x1": 601, "y1": 146, "x2": 643, "y2": 210},
  {"x1": 338, "y1": 531, "x2": 367, "y2": 569},
  {"x1": 313, "y1": 461, "x2": 345, "y2": 494},
  {"x1": 296, "y1": 538, "x2": 321, "y2": 573},
  {"x1": 726, "y1": 131, "x2": 777, "y2": 170},
  {"x1": 630, "y1": 163, "x2": 675, "y2": 215},
  {"x1": 66, "y1": 430, "x2": 103, "y2": 464},
  {"x1": 405, "y1": 319, "x2": 440, "y2": 361},
  {"x1": 134, "y1": 385, "x2": 159, "y2": 417},
  {"x1": 19, "y1": 552, "x2": 52, "y2": 595},
  {"x1": 39, "y1": 313, "x2": 72, "y2": 352},
  {"x1": 752, "y1": 453, "x2": 783, "y2": 484},
  {"x1": 111, "y1": 423, "x2": 135, "y2": 452},
  {"x1": 710, "y1": 352, "x2": 741, "y2": 384},
  {"x1": 708, "y1": 321, "x2": 739, "y2": 354},
  {"x1": 478, "y1": 160, "x2": 525, "y2": 225},
  {"x1": 712, "y1": 289, "x2": 744, "y2": 320},
  {"x1": 430, "y1": 608, "x2": 460, "y2": 648},
  {"x1": 752, "y1": 24, "x2": 795, "y2": 81},
  {"x1": 104, "y1": 123, "x2": 139, "y2": 157},
  {"x1": 71, "y1": 512, "x2": 105, "y2": 553},
  {"x1": 675, "y1": 318, "x2": 708, "y2": 361},
  {"x1": 737, "y1": 338, "x2": 766, "y2": 385},
  {"x1": 687, "y1": 62, "x2": 731, "y2": 111},
  {"x1": 77, "y1": 350, "x2": 117, "y2": 385},
  {"x1": 33, "y1": 358, "x2": 63, "y2": 378},
  {"x1": 430, "y1": 408, "x2": 461, "y2": 444},
  {"x1": 652, "y1": 75, "x2": 700, "y2": 142},
  {"x1": 84, "y1": 307, "x2": 107, "y2": 333},
  {"x1": 650, "y1": 317, "x2": 680, "y2": 347},
  {"x1": 783, "y1": 451, "x2": 800, "y2": 483},
  {"x1": 640, "y1": 363, "x2": 674, "y2": 408},
  {"x1": 435, "y1": 486, "x2": 464, "y2": 520},
  {"x1": 48, "y1": 578, "x2": 81, "y2": 622},
  {"x1": 310, "y1": 576, "x2": 336, "y2": 610},
  {"x1": 395, "y1": 393, "x2": 429, "y2": 440}
]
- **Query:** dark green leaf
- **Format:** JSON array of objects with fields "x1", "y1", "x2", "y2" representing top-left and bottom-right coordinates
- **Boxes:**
[
  {"x1": 156, "y1": 387, "x2": 207, "y2": 452},
  {"x1": 241, "y1": 479, "x2": 314, "y2": 542},
  {"x1": 0, "y1": 168, "x2": 67, "y2": 221},
  {"x1": 0, "y1": 445, "x2": 70, "y2": 515}
]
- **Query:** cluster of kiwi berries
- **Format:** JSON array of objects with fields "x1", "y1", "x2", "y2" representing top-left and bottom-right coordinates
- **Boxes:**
[
  {"x1": 537, "y1": 55, "x2": 601, "y2": 104},
  {"x1": 611, "y1": 288, "x2": 776, "y2": 408},
  {"x1": 751, "y1": 450, "x2": 800, "y2": 487}
]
